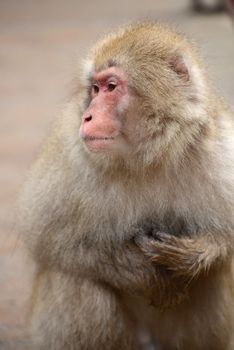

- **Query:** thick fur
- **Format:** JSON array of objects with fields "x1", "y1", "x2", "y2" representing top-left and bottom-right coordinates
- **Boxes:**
[{"x1": 19, "y1": 23, "x2": 234, "y2": 349}]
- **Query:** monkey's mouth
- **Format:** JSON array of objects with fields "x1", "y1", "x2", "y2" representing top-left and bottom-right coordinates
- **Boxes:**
[
  {"x1": 82, "y1": 136, "x2": 116, "y2": 152},
  {"x1": 84, "y1": 136, "x2": 115, "y2": 141}
]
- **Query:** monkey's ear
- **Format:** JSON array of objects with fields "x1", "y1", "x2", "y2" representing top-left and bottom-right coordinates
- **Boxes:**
[{"x1": 169, "y1": 54, "x2": 189, "y2": 82}]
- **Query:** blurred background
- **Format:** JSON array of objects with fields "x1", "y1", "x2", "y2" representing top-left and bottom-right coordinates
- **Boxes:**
[{"x1": 0, "y1": 0, "x2": 233, "y2": 348}]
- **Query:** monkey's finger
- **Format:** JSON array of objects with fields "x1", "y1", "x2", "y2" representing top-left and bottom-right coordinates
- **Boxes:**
[
  {"x1": 153, "y1": 231, "x2": 195, "y2": 247},
  {"x1": 150, "y1": 230, "x2": 170, "y2": 241},
  {"x1": 134, "y1": 235, "x2": 162, "y2": 255}
]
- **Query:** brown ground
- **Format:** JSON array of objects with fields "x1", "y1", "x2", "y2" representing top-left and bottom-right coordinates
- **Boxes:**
[{"x1": 0, "y1": 0, "x2": 233, "y2": 348}]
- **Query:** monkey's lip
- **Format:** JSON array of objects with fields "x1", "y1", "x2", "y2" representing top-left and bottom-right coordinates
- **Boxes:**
[
  {"x1": 83, "y1": 136, "x2": 115, "y2": 141},
  {"x1": 82, "y1": 136, "x2": 116, "y2": 151}
]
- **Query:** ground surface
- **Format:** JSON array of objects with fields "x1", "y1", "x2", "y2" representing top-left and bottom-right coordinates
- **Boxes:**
[{"x1": 0, "y1": 0, "x2": 233, "y2": 348}]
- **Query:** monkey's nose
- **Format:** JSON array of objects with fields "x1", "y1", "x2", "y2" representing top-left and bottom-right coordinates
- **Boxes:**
[{"x1": 84, "y1": 115, "x2": 92, "y2": 123}]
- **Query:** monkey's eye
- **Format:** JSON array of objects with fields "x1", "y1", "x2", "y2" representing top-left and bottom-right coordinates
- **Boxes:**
[
  {"x1": 92, "y1": 84, "x2": 99, "y2": 94},
  {"x1": 107, "y1": 83, "x2": 117, "y2": 92}
]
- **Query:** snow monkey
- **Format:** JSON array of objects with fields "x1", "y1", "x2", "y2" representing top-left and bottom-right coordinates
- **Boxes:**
[{"x1": 19, "y1": 23, "x2": 234, "y2": 350}]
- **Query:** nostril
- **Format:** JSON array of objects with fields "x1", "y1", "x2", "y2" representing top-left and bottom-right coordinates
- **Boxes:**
[{"x1": 85, "y1": 115, "x2": 92, "y2": 123}]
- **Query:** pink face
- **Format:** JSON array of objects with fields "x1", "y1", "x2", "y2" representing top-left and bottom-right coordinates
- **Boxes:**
[{"x1": 79, "y1": 67, "x2": 130, "y2": 153}]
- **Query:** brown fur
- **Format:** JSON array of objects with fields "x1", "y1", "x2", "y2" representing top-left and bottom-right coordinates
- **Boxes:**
[{"x1": 19, "y1": 23, "x2": 234, "y2": 349}]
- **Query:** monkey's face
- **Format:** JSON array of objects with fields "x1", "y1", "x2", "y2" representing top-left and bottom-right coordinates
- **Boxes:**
[{"x1": 79, "y1": 66, "x2": 133, "y2": 155}]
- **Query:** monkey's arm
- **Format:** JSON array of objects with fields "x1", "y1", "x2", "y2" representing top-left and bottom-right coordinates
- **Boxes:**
[
  {"x1": 73, "y1": 240, "x2": 157, "y2": 295},
  {"x1": 135, "y1": 231, "x2": 232, "y2": 280},
  {"x1": 31, "y1": 229, "x2": 158, "y2": 298},
  {"x1": 19, "y1": 142, "x2": 158, "y2": 298}
]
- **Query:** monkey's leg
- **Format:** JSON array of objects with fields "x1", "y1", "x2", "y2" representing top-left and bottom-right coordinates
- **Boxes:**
[{"x1": 30, "y1": 270, "x2": 139, "y2": 350}]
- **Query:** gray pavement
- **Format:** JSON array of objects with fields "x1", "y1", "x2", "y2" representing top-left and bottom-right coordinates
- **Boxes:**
[{"x1": 0, "y1": 0, "x2": 233, "y2": 348}]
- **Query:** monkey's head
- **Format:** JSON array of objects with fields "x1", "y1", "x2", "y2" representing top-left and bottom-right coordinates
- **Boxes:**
[{"x1": 79, "y1": 23, "x2": 213, "y2": 168}]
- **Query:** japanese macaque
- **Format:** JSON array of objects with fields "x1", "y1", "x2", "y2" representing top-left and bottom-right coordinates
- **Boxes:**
[{"x1": 19, "y1": 23, "x2": 234, "y2": 350}]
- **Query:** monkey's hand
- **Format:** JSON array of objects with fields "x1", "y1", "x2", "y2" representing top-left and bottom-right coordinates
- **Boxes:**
[
  {"x1": 135, "y1": 231, "x2": 231, "y2": 308},
  {"x1": 135, "y1": 231, "x2": 228, "y2": 281}
]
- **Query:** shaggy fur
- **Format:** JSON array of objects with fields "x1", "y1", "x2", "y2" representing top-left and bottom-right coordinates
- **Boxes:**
[{"x1": 19, "y1": 23, "x2": 234, "y2": 349}]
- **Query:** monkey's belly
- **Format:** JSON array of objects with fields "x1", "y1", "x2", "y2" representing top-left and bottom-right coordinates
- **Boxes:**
[
  {"x1": 124, "y1": 266, "x2": 234, "y2": 350},
  {"x1": 123, "y1": 294, "x2": 161, "y2": 347}
]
